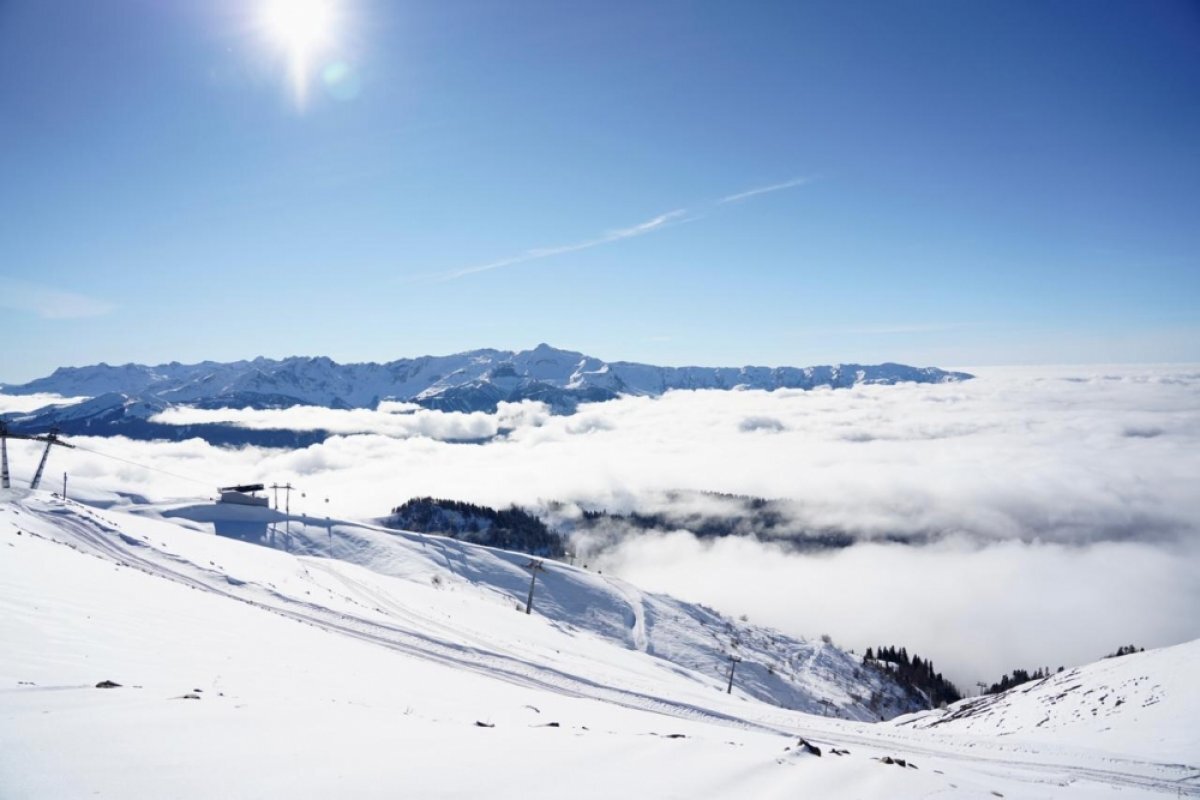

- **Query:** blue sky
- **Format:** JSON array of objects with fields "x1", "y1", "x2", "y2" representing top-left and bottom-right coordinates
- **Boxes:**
[{"x1": 1, "y1": 0, "x2": 1197, "y2": 381}]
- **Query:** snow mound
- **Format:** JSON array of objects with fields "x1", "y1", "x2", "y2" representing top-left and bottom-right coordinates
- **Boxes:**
[{"x1": 894, "y1": 641, "x2": 1200, "y2": 762}]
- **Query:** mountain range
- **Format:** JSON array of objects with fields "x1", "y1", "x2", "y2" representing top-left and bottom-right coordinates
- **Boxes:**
[{"x1": 1, "y1": 344, "x2": 972, "y2": 444}]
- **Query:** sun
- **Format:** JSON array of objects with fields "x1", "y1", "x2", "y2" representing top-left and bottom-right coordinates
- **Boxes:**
[
  {"x1": 259, "y1": 0, "x2": 339, "y2": 106},
  {"x1": 262, "y1": 0, "x2": 335, "y2": 54}
]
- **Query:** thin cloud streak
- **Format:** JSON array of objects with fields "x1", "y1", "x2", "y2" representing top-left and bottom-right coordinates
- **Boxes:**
[
  {"x1": 813, "y1": 323, "x2": 973, "y2": 336},
  {"x1": 0, "y1": 279, "x2": 115, "y2": 319},
  {"x1": 435, "y1": 209, "x2": 687, "y2": 282},
  {"x1": 434, "y1": 172, "x2": 813, "y2": 282},
  {"x1": 720, "y1": 176, "x2": 812, "y2": 204}
]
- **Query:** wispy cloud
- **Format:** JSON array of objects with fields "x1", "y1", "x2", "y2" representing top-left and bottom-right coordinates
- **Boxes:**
[
  {"x1": 0, "y1": 280, "x2": 115, "y2": 319},
  {"x1": 823, "y1": 323, "x2": 971, "y2": 336},
  {"x1": 435, "y1": 209, "x2": 687, "y2": 282},
  {"x1": 720, "y1": 176, "x2": 812, "y2": 204},
  {"x1": 435, "y1": 174, "x2": 813, "y2": 282}
]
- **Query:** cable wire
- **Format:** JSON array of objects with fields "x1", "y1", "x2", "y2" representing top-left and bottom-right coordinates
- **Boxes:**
[{"x1": 67, "y1": 442, "x2": 218, "y2": 488}]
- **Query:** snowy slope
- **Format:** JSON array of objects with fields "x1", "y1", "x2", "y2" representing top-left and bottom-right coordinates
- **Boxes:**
[
  {"x1": 893, "y1": 643, "x2": 1200, "y2": 762},
  {"x1": 114, "y1": 496, "x2": 930, "y2": 720},
  {"x1": 3, "y1": 489, "x2": 1198, "y2": 799}
]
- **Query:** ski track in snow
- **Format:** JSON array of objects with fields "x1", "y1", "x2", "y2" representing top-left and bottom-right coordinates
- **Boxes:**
[
  {"x1": 9, "y1": 496, "x2": 1200, "y2": 797},
  {"x1": 601, "y1": 574, "x2": 649, "y2": 652}
]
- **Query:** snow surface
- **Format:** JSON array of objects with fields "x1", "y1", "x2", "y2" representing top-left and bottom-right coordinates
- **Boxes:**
[
  {"x1": 2, "y1": 489, "x2": 1197, "y2": 798},
  {"x1": 894, "y1": 642, "x2": 1200, "y2": 762}
]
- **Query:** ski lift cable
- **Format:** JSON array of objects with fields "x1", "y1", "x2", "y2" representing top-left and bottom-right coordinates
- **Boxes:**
[
  {"x1": 15, "y1": 436, "x2": 298, "y2": 500},
  {"x1": 66, "y1": 442, "x2": 218, "y2": 488}
]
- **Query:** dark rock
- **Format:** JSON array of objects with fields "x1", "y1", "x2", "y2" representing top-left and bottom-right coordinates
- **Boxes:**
[
  {"x1": 474, "y1": 721, "x2": 495, "y2": 728},
  {"x1": 95, "y1": 680, "x2": 121, "y2": 689},
  {"x1": 797, "y1": 737, "x2": 822, "y2": 757}
]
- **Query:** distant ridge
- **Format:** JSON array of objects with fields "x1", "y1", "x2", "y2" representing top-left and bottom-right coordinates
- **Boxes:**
[{"x1": 1, "y1": 344, "x2": 972, "y2": 444}]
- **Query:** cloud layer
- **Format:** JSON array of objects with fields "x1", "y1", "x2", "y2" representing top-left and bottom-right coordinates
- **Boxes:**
[
  {"x1": 6, "y1": 364, "x2": 1198, "y2": 685},
  {"x1": 0, "y1": 393, "x2": 87, "y2": 414},
  {"x1": 152, "y1": 400, "x2": 551, "y2": 441}
]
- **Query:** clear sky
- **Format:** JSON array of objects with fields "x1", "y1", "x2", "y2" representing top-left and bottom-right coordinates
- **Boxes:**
[{"x1": 1, "y1": 0, "x2": 1197, "y2": 381}]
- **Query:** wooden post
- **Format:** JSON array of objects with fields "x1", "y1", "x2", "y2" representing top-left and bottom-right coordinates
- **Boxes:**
[
  {"x1": 1, "y1": 432, "x2": 9, "y2": 490},
  {"x1": 726, "y1": 655, "x2": 741, "y2": 694}
]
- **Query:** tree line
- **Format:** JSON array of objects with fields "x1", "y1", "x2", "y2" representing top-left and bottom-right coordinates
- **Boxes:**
[
  {"x1": 386, "y1": 497, "x2": 566, "y2": 559},
  {"x1": 863, "y1": 645, "x2": 962, "y2": 707}
]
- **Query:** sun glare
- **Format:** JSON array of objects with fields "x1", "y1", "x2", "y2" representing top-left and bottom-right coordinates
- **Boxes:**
[{"x1": 259, "y1": 0, "x2": 339, "y2": 106}]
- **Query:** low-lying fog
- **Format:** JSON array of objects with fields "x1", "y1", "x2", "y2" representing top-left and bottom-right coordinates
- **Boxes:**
[{"x1": 4, "y1": 364, "x2": 1197, "y2": 687}]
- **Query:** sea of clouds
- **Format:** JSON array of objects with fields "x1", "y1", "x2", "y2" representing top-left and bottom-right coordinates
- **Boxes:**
[{"x1": 3, "y1": 364, "x2": 1197, "y2": 686}]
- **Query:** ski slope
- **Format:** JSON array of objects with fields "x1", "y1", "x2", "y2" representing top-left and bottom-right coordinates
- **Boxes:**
[
  {"x1": 17, "y1": 490, "x2": 928, "y2": 721},
  {"x1": 2, "y1": 489, "x2": 1197, "y2": 798}
]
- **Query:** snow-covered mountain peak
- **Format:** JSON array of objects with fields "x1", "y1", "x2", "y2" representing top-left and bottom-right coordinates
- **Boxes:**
[{"x1": 1, "y1": 347, "x2": 973, "y2": 444}]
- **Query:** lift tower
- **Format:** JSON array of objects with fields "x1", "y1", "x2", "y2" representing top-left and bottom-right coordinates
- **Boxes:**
[
  {"x1": 0, "y1": 421, "x2": 9, "y2": 489},
  {"x1": 30, "y1": 428, "x2": 73, "y2": 490},
  {"x1": 0, "y1": 424, "x2": 75, "y2": 490},
  {"x1": 0, "y1": 421, "x2": 8, "y2": 489},
  {"x1": 0, "y1": 421, "x2": 49, "y2": 489}
]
